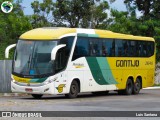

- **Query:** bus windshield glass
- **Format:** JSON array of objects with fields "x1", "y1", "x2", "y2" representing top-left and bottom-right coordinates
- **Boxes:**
[{"x1": 13, "y1": 40, "x2": 58, "y2": 77}]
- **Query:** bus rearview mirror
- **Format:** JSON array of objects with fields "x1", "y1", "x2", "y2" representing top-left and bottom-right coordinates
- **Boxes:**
[
  {"x1": 5, "y1": 44, "x2": 16, "y2": 59},
  {"x1": 51, "y1": 44, "x2": 66, "y2": 61}
]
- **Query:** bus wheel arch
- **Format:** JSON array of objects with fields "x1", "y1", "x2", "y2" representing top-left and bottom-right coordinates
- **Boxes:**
[
  {"x1": 72, "y1": 78, "x2": 81, "y2": 93},
  {"x1": 136, "y1": 76, "x2": 142, "y2": 89},
  {"x1": 118, "y1": 76, "x2": 134, "y2": 95},
  {"x1": 65, "y1": 78, "x2": 80, "y2": 98},
  {"x1": 133, "y1": 76, "x2": 142, "y2": 94}
]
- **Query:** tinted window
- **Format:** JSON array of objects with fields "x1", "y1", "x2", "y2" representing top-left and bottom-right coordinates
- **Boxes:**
[
  {"x1": 146, "y1": 42, "x2": 154, "y2": 56},
  {"x1": 119, "y1": 40, "x2": 136, "y2": 57},
  {"x1": 89, "y1": 38, "x2": 102, "y2": 56},
  {"x1": 55, "y1": 37, "x2": 74, "y2": 72},
  {"x1": 59, "y1": 36, "x2": 74, "y2": 57},
  {"x1": 128, "y1": 41, "x2": 136, "y2": 57},
  {"x1": 72, "y1": 37, "x2": 154, "y2": 59},
  {"x1": 103, "y1": 39, "x2": 115, "y2": 57},
  {"x1": 115, "y1": 40, "x2": 124, "y2": 57},
  {"x1": 72, "y1": 37, "x2": 89, "y2": 61},
  {"x1": 136, "y1": 41, "x2": 154, "y2": 57}
]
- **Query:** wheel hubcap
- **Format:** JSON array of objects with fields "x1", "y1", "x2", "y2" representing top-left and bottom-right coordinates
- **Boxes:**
[
  {"x1": 135, "y1": 82, "x2": 140, "y2": 92},
  {"x1": 71, "y1": 85, "x2": 76, "y2": 94},
  {"x1": 128, "y1": 83, "x2": 132, "y2": 93}
]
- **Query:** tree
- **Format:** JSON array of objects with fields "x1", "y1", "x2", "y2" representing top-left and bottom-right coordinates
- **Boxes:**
[
  {"x1": 107, "y1": 9, "x2": 138, "y2": 35},
  {"x1": 123, "y1": 0, "x2": 160, "y2": 19},
  {"x1": 52, "y1": 0, "x2": 109, "y2": 28},
  {"x1": 53, "y1": 0, "x2": 91, "y2": 27},
  {"x1": 109, "y1": 0, "x2": 160, "y2": 61},
  {"x1": 89, "y1": 0, "x2": 109, "y2": 29},
  {"x1": 30, "y1": 0, "x2": 110, "y2": 28},
  {"x1": 0, "y1": 0, "x2": 32, "y2": 59},
  {"x1": 30, "y1": 0, "x2": 53, "y2": 28}
]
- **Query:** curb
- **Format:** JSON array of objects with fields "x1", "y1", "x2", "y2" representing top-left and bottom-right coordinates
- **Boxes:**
[{"x1": 143, "y1": 86, "x2": 160, "y2": 90}]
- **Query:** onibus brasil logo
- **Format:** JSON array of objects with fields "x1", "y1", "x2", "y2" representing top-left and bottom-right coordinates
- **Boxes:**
[{"x1": 1, "y1": 1, "x2": 13, "y2": 13}]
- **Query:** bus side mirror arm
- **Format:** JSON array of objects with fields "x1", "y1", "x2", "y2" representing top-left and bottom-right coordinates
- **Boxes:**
[
  {"x1": 51, "y1": 44, "x2": 66, "y2": 61},
  {"x1": 5, "y1": 44, "x2": 16, "y2": 59}
]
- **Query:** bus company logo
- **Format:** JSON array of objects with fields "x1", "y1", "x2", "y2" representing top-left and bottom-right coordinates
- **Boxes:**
[
  {"x1": 73, "y1": 63, "x2": 84, "y2": 68},
  {"x1": 1, "y1": 1, "x2": 13, "y2": 13},
  {"x1": 56, "y1": 84, "x2": 66, "y2": 93}
]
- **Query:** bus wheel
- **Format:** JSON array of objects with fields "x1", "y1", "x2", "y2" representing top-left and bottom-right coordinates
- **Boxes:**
[
  {"x1": 124, "y1": 78, "x2": 133, "y2": 95},
  {"x1": 65, "y1": 81, "x2": 79, "y2": 99},
  {"x1": 133, "y1": 78, "x2": 141, "y2": 94},
  {"x1": 31, "y1": 94, "x2": 43, "y2": 99}
]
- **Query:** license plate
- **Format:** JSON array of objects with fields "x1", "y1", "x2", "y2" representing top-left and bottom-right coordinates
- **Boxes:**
[{"x1": 25, "y1": 88, "x2": 33, "y2": 92}]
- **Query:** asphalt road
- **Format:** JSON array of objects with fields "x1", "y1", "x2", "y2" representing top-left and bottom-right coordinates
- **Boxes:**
[{"x1": 0, "y1": 89, "x2": 160, "y2": 119}]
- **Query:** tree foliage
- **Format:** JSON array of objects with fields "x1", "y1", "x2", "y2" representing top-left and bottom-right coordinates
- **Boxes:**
[
  {"x1": 30, "y1": 0, "x2": 109, "y2": 28},
  {"x1": 30, "y1": 0, "x2": 53, "y2": 28},
  {"x1": 109, "y1": 0, "x2": 160, "y2": 61},
  {"x1": 0, "y1": 0, "x2": 32, "y2": 59},
  {"x1": 53, "y1": 0, "x2": 92, "y2": 27}
]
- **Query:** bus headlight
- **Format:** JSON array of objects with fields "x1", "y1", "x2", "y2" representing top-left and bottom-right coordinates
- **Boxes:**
[
  {"x1": 11, "y1": 79, "x2": 16, "y2": 83},
  {"x1": 43, "y1": 79, "x2": 52, "y2": 85},
  {"x1": 43, "y1": 77, "x2": 58, "y2": 85}
]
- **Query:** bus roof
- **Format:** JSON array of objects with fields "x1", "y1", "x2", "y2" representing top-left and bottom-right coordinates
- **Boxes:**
[{"x1": 20, "y1": 27, "x2": 154, "y2": 41}]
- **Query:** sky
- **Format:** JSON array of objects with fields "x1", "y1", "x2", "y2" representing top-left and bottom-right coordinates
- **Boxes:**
[{"x1": 21, "y1": 0, "x2": 127, "y2": 15}]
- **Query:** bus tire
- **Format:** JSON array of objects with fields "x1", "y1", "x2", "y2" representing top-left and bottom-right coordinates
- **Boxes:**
[
  {"x1": 31, "y1": 94, "x2": 43, "y2": 99},
  {"x1": 65, "y1": 81, "x2": 79, "y2": 99},
  {"x1": 133, "y1": 78, "x2": 141, "y2": 94},
  {"x1": 124, "y1": 78, "x2": 133, "y2": 95}
]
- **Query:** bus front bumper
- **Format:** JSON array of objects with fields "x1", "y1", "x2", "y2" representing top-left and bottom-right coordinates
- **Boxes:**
[{"x1": 11, "y1": 81, "x2": 55, "y2": 95}]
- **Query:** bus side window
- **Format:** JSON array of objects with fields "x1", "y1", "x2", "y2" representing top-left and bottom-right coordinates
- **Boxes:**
[
  {"x1": 102, "y1": 39, "x2": 115, "y2": 57},
  {"x1": 72, "y1": 37, "x2": 89, "y2": 61},
  {"x1": 102, "y1": 40, "x2": 108, "y2": 57},
  {"x1": 130, "y1": 41, "x2": 136, "y2": 57},
  {"x1": 147, "y1": 42, "x2": 154, "y2": 57},
  {"x1": 111, "y1": 40, "x2": 115, "y2": 56},
  {"x1": 136, "y1": 41, "x2": 140, "y2": 56},
  {"x1": 137, "y1": 41, "x2": 145, "y2": 57},
  {"x1": 56, "y1": 37, "x2": 74, "y2": 72},
  {"x1": 55, "y1": 48, "x2": 66, "y2": 72},
  {"x1": 126, "y1": 40, "x2": 136, "y2": 57},
  {"x1": 142, "y1": 42, "x2": 147, "y2": 57},
  {"x1": 89, "y1": 38, "x2": 102, "y2": 57},
  {"x1": 123, "y1": 41, "x2": 128, "y2": 56},
  {"x1": 59, "y1": 36, "x2": 74, "y2": 57},
  {"x1": 136, "y1": 41, "x2": 155, "y2": 57},
  {"x1": 89, "y1": 40, "x2": 96, "y2": 56},
  {"x1": 115, "y1": 39, "x2": 124, "y2": 57}
]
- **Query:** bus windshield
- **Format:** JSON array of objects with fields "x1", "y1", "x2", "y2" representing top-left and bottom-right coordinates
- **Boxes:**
[{"x1": 13, "y1": 40, "x2": 58, "y2": 77}]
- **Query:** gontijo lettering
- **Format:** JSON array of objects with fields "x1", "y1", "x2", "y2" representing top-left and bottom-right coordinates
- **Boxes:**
[{"x1": 116, "y1": 60, "x2": 139, "y2": 67}]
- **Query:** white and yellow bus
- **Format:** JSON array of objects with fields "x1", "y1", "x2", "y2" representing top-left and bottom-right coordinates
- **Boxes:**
[{"x1": 5, "y1": 28, "x2": 155, "y2": 98}]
